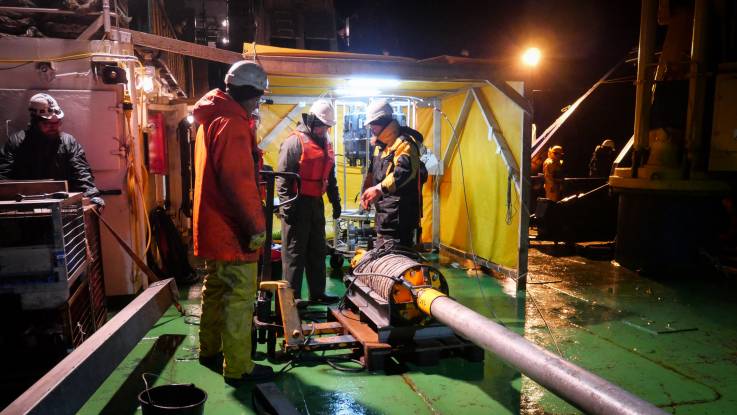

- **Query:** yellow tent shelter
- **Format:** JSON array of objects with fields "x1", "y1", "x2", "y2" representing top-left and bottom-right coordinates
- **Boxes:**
[{"x1": 245, "y1": 44, "x2": 532, "y2": 282}]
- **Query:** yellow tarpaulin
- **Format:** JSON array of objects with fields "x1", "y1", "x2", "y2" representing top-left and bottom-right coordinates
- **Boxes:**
[
  {"x1": 244, "y1": 43, "x2": 416, "y2": 62},
  {"x1": 252, "y1": 45, "x2": 526, "y2": 271},
  {"x1": 416, "y1": 107, "x2": 435, "y2": 245},
  {"x1": 259, "y1": 104, "x2": 298, "y2": 167},
  {"x1": 436, "y1": 85, "x2": 523, "y2": 269}
]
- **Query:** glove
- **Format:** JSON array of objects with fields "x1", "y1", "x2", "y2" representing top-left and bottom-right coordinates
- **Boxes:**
[
  {"x1": 248, "y1": 232, "x2": 266, "y2": 251},
  {"x1": 332, "y1": 201, "x2": 341, "y2": 219}
]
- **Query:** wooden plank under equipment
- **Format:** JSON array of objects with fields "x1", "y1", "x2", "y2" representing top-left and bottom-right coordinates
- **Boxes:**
[{"x1": 330, "y1": 307, "x2": 392, "y2": 371}]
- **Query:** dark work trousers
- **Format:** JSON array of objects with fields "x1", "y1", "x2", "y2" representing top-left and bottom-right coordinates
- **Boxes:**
[
  {"x1": 280, "y1": 196, "x2": 327, "y2": 300},
  {"x1": 375, "y1": 194, "x2": 419, "y2": 248}
]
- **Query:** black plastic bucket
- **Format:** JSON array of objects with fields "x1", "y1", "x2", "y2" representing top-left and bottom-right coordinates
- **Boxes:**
[{"x1": 138, "y1": 383, "x2": 207, "y2": 415}]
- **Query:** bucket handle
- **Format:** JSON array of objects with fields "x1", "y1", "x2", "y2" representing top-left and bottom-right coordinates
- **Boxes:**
[
  {"x1": 141, "y1": 372, "x2": 182, "y2": 407},
  {"x1": 141, "y1": 373, "x2": 160, "y2": 406}
]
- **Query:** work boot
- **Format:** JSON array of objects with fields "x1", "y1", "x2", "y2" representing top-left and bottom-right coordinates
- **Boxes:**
[
  {"x1": 198, "y1": 352, "x2": 223, "y2": 371},
  {"x1": 225, "y1": 364, "x2": 275, "y2": 385},
  {"x1": 311, "y1": 294, "x2": 340, "y2": 304},
  {"x1": 295, "y1": 299, "x2": 310, "y2": 309}
]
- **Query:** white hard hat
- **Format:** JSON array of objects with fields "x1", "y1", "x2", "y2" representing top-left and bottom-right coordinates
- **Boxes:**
[
  {"x1": 365, "y1": 99, "x2": 393, "y2": 125},
  {"x1": 224, "y1": 60, "x2": 268, "y2": 91},
  {"x1": 309, "y1": 99, "x2": 336, "y2": 126},
  {"x1": 29, "y1": 93, "x2": 64, "y2": 121}
]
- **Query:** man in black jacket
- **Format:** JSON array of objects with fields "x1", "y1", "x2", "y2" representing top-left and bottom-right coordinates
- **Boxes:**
[
  {"x1": 360, "y1": 100, "x2": 425, "y2": 247},
  {"x1": 0, "y1": 93, "x2": 104, "y2": 207},
  {"x1": 588, "y1": 139, "x2": 616, "y2": 178}
]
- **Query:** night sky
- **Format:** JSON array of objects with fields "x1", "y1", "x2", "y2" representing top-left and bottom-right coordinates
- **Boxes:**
[{"x1": 334, "y1": 0, "x2": 644, "y2": 176}]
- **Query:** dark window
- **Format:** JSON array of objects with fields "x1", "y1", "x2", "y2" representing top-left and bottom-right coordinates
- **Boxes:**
[
  {"x1": 270, "y1": 37, "x2": 297, "y2": 48},
  {"x1": 305, "y1": 38, "x2": 331, "y2": 51}
]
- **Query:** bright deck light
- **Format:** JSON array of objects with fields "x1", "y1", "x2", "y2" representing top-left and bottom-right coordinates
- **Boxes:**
[
  {"x1": 347, "y1": 78, "x2": 400, "y2": 88},
  {"x1": 141, "y1": 77, "x2": 154, "y2": 93},
  {"x1": 522, "y1": 47, "x2": 542, "y2": 67},
  {"x1": 335, "y1": 87, "x2": 382, "y2": 96}
]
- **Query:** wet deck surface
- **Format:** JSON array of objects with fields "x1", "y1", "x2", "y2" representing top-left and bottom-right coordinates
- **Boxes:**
[
  {"x1": 523, "y1": 243, "x2": 737, "y2": 414},
  {"x1": 78, "y1": 247, "x2": 737, "y2": 414}
]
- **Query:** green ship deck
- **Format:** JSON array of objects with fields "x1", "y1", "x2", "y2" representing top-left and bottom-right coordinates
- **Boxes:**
[{"x1": 77, "y1": 246, "x2": 737, "y2": 414}]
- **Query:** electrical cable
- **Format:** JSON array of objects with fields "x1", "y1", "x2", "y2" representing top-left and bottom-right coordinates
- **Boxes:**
[
  {"x1": 506, "y1": 172, "x2": 515, "y2": 225},
  {"x1": 441, "y1": 102, "x2": 563, "y2": 357},
  {"x1": 277, "y1": 324, "x2": 315, "y2": 374},
  {"x1": 53, "y1": 70, "x2": 92, "y2": 78},
  {"x1": 324, "y1": 356, "x2": 365, "y2": 372},
  {"x1": 336, "y1": 278, "x2": 357, "y2": 311},
  {"x1": 0, "y1": 62, "x2": 32, "y2": 71},
  {"x1": 0, "y1": 52, "x2": 141, "y2": 65},
  {"x1": 527, "y1": 286, "x2": 564, "y2": 357},
  {"x1": 276, "y1": 322, "x2": 365, "y2": 374},
  {"x1": 120, "y1": 90, "x2": 152, "y2": 288},
  {"x1": 527, "y1": 280, "x2": 562, "y2": 285},
  {"x1": 279, "y1": 354, "x2": 365, "y2": 374},
  {"x1": 0, "y1": 53, "x2": 93, "y2": 64},
  {"x1": 433, "y1": 106, "x2": 500, "y2": 323}
]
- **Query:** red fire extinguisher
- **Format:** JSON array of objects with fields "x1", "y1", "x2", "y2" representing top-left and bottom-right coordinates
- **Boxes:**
[{"x1": 148, "y1": 112, "x2": 167, "y2": 174}]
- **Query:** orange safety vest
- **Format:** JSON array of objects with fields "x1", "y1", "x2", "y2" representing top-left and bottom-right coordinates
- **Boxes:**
[{"x1": 294, "y1": 131, "x2": 334, "y2": 197}]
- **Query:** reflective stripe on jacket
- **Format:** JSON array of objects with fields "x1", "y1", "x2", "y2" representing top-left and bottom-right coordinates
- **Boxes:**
[{"x1": 365, "y1": 120, "x2": 422, "y2": 238}]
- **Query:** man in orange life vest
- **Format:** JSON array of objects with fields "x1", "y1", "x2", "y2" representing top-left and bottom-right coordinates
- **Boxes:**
[{"x1": 276, "y1": 99, "x2": 341, "y2": 304}]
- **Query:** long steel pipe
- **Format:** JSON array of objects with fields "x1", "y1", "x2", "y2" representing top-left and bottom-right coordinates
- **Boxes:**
[{"x1": 421, "y1": 292, "x2": 667, "y2": 415}]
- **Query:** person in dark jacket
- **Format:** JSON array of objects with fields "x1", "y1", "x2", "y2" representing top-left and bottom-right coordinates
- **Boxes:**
[
  {"x1": 360, "y1": 100, "x2": 424, "y2": 247},
  {"x1": 589, "y1": 139, "x2": 616, "y2": 178},
  {"x1": 276, "y1": 99, "x2": 340, "y2": 304},
  {"x1": 0, "y1": 93, "x2": 104, "y2": 207}
]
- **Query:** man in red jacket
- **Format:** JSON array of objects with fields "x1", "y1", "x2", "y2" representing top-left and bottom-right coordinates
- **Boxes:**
[{"x1": 192, "y1": 60, "x2": 273, "y2": 383}]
